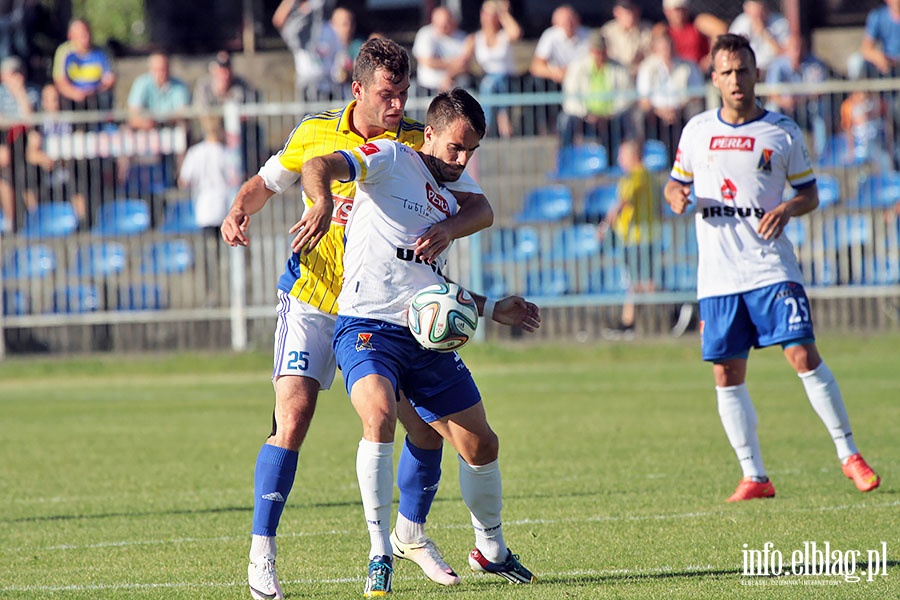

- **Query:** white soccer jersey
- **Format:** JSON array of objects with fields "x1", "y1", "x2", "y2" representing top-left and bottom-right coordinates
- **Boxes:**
[
  {"x1": 670, "y1": 109, "x2": 816, "y2": 299},
  {"x1": 336, "y1": 139, "x2": 470, "y2": 325}
]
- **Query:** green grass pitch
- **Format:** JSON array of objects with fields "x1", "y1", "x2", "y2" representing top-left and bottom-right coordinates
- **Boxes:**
[{"x1": 1, "y1": 332, "x2": 897, "y2": 599}]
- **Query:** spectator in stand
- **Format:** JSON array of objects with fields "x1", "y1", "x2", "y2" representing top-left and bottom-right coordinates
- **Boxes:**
[
  {"x1": 328, "y1": 6, "x2": 363, "y2": 99},
  {"x1": 727, "y1": 0, "x2": 789, "y2": 75},
  {"x1": 178, "y1": 115, "x2": 238, "y2": 238},
  {"x1": 461, "y1": 0, "x2": 522, "y2": 138},
  {"x1": 273, "y1": 0, "x2": 348, "y2": 101},
  {"x1": 765, "y1": 34, "x2": 829, "y2": 156},
  {"x1": 855, "y1": 0, "x2": 900, "y2": 78},
  {"x1": 597, "y1": 139, "x2": 659, "y2": 340},
  {"x1": 659, "y1": 0, "x2": 727, "y2": 74},
  {"x1": 636, "y1": 30, "x2": 703, "y2": 160},
  {"x1": 192, "y1": 50, "x2": 263, "y2": 176},
  {"x1": 24, "y1": 83, "x2": 88, "y2": 226},
  {"x1": 600, "y1": 0, "x2": 653, "y2": 77},
  {"x1": 126, "y1": 51, "x2": 190, "y2": 208},
  {"x1": 558, "y1": 30, "x2": 634, "y2": 150},
  {"x1": 0, "y1": 55, "x2": 38, "y2": 233},
  {"x1": 529, "y1": 4, "x2": 590, "y2": 86},
  {"x1": 51, "y1": 18, "x2": 115, "y2": 112},
  {"x1": 127, "y1": 51, "x2": 190, "y2": 130},
  {"x1": 412, "y1": 6, "x2": 470, "y2": 93},
  {"x1": 841, "y1": 90, "x2": 892, "y2": 172},
  {"x1": 178, "y1": 115, "x2": 239, "y2": 301}
]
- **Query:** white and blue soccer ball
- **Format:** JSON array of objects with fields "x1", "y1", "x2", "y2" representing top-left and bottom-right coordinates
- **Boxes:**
[{"x1": 407, "y1": 282, "x2": 479, "y2": 352}]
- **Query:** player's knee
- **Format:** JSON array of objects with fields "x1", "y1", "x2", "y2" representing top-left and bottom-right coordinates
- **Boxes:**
[{"x1": 464, "y1": 431, "x2": 499, "y2": 466}]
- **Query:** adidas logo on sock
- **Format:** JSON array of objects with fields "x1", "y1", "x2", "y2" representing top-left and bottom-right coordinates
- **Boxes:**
[{"x1": 261, "y1": 492, "x2": 285, "y2": 502}]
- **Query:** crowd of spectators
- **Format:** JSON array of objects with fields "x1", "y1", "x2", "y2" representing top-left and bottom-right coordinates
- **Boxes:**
[{"x1": 2, "y1": 0, "x2": 900, "y2": 235}]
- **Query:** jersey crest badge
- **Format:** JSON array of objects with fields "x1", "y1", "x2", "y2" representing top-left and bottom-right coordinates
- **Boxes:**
[
  {"x1": 356, "y1": 332, "x2": 375, "y2": 351},
  {"x1": 757, "y1": 149, "x2": 774, "y2": 173},
  {"x1": 721, "y1": 178, "x2": 738, "y2": 202},
  {"x1": 359, "y1": 143, "x2": 381, "y2": 156}
]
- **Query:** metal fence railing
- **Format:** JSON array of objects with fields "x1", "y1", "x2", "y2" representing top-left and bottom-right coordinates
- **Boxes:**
[{"x1": 1, "y1": 77, "x2": 899, "y2": 356}]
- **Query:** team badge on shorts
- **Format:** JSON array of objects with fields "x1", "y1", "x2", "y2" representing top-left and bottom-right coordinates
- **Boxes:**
[{"x1": 356, "y1": 332, "x2": 375, "y2": 351}]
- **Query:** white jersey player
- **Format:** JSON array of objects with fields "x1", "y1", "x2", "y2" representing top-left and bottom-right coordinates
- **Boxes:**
[
  {"x1": 293, "y1": 89, "x2": 539, "y2": 596},
  {"x1": 665, "y1": 34, "x2": 880, "y2": 502}
]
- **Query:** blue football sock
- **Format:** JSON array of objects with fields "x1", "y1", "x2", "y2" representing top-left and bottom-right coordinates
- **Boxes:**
[
  {"x1": 396, "y1": 436, "x2": 442, "y2": 524},
  {"x1": 252, "y1": 444, "x2": 299, "y2": 537}
]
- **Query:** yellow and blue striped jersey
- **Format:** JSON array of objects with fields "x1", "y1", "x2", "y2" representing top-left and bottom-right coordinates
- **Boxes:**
[{"x1": 266, "y1": 101, "x2": 425, "y2": 314}]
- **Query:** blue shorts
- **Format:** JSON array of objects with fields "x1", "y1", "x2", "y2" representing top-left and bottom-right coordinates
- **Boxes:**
[
  {"x1": 333, "y1": 316, "x2": 482, "y2": 423},
  {"x1": 699, "y1": 281, "x2": 816, "y2": 362}
]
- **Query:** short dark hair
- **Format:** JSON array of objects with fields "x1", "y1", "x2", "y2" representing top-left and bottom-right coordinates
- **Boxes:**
[
  {"x1": 353, "y1": 38, "x2": 410, "y2": 87},
  {"x1": 710, "y1": 33, "x2": 756, "y2": 69},
  {"x1": 426, "y1": 88, "x2": 486, "y2": 139}
]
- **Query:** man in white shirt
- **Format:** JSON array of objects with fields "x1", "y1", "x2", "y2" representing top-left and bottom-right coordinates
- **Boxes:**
[
  {"x1": 412, "y1": 6, "x2": 470, "y2": 92},
  {"x1": 528, "y1": 4, "x2": 590, "y2": 85},
  {"x1": 664, "y1": 34, "x2": 881, "y2": 503},
  {"x1": 727, "y1": 0, "x2": 789, "y2": 74},
  {"x1": 295, "y1": 88, "x2": 540, "y2": 596}
]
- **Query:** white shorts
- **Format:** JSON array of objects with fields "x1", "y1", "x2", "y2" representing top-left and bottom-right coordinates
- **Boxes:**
[{"x1": 272, "y1": 290, "x2": 338, "y2": 389}]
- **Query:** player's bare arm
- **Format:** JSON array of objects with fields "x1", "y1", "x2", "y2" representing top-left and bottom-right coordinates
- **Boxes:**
[
  {"x1": 291, "y1": 153, "x2": 350, "y2": 254},
  {"x1": 469, "y1": 291, "x2": 541, "y2": 332},
  {"x1": 221, "y1": 175, "x2": 275, "y2": 247},
  {"x1": 415, "y1": 191, "x2": 494, "y2": 262},
  {"x1": 758, "y1": 182, "x2": 819, "y2": 240},
  {"x1": 664, "y1": 179, "x2": 693, "y2": 215}
]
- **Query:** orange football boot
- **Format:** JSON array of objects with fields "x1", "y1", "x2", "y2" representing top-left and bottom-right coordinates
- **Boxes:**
[
  {"x1": 842, "y1": 454, "x2": 881, "y2": 492},
  {"x1": 727, "y1": 477, "x2": 776, "y2": 502}
]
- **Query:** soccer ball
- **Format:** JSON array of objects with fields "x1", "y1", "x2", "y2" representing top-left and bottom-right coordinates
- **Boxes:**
[{"x1": 407, "y1": 282, "x2": 479, "y2": 352}]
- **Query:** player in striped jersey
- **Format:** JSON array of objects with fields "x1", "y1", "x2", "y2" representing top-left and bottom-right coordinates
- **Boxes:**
[
  {"x1": 664, "y1": 34, "x2": 880, "y2": 503},
  {"x1": 221, "y1": 39, "x2": 495, "y2": 599}
]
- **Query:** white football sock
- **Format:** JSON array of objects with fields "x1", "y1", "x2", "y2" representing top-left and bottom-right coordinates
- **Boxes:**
[
  {"x1": 356, "y1": 439, "x2": 394, "y2": 559},
  {"x1": 458, "y1": 456, "x2": 506, "y2": 563},
  {"x1": 716, "y1": 384, "x2": 767, "y2": 479},
  {"x1": 249, "y1": 535, "x2": 276, "y2": 562},
  {"x1": 394, "y1": 512, "x2": 426, "y2": 545},
  {"x1": 798, "y1": 362, "x2": 858, "y2": 461}
]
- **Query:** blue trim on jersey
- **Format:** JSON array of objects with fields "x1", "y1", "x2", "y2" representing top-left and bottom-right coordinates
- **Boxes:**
[
  {"x1": 716, "y1": 107, "x2": 769, "y2": 128},
  {"x1": 333, "y1": 316, "x2": 481, "y2": 422},
  {"x1": 699, "y1": 282, "x2": 816, "y2": 362},
  {"x1": 337, "y1": 149, "x2": 356, "y2": 182},
  {"x1": 669, "y1": 174, "x2": 692, "y2": 185},
  {"x1": 792, "y1": 179, "x2": 817, "y2": 191}
]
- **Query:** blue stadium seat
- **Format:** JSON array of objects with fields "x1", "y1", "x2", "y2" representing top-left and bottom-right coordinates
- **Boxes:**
[
  {"x1": 526, "y1": 269, "x2": 569, "y2": 297},
  {"x1": 552, "y1": 224, "x2": 601, "y2": 259},
  {"x1": 70, "y1": 242, "x2": 127, "y2": 277},
  {"x1": 159, "y1": 200, "x2": 200, "y2": 234},
  {"x1": 588, "y1": 262, "x2": 628, "y2": 294},
  {"x1": 92, "y1": 199, "x2": 151, "y2": 236},
  {"x1": 2, "y1": 289, "x2": 29, "y2": 315},
  {"x1": 783, "y1": 218, "x2": 807, "y2": 247},
  {"x1": 479, "y1": 271, "x2": 508, "y2": 298},
  {"x1": 121, "y1": 162, "x2": 169, "y2": 197},
  {"x1": 2, "y1": 244, "x2": 57, "y2": 279},
  {"x1": 643, "y1": 139, "x2": 669, "y2": 173},
  {"x1": 582, "y1": 184, "x2": 619, "y2": 223},
  {"x1": 141, "y1": 239, "x2": 194, "y2": 274},
  {"x1": 485, "y1": 226, "x2": 540, "y2": 263},
  {"x1": 816, "y1": 174, "x2": 840, "y2": 209},
  {"x1": 19, "y1": 203, "x2": 79, "y2": 239},
  {"x1": 549, "y1": 144, "x2": 608, "y2": 179},
  {"x1": 853, "y1": 172, "x2": 900, "y2": 209},
  {"x1": 816, "y1": 134, "x2": 865, "y2": 168},
  {"x1": 52, "y1": 284, "x2": 100, "y2": 313},
  {"x1": 117, "y1": 283, "x2": 167, "y2": 310},
  {"x1": 515, "y1": 185, "x2": 574, "y2": 222},
  {"x1": 823, "y1": 214, "x2": 872, "y2": 250}
]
